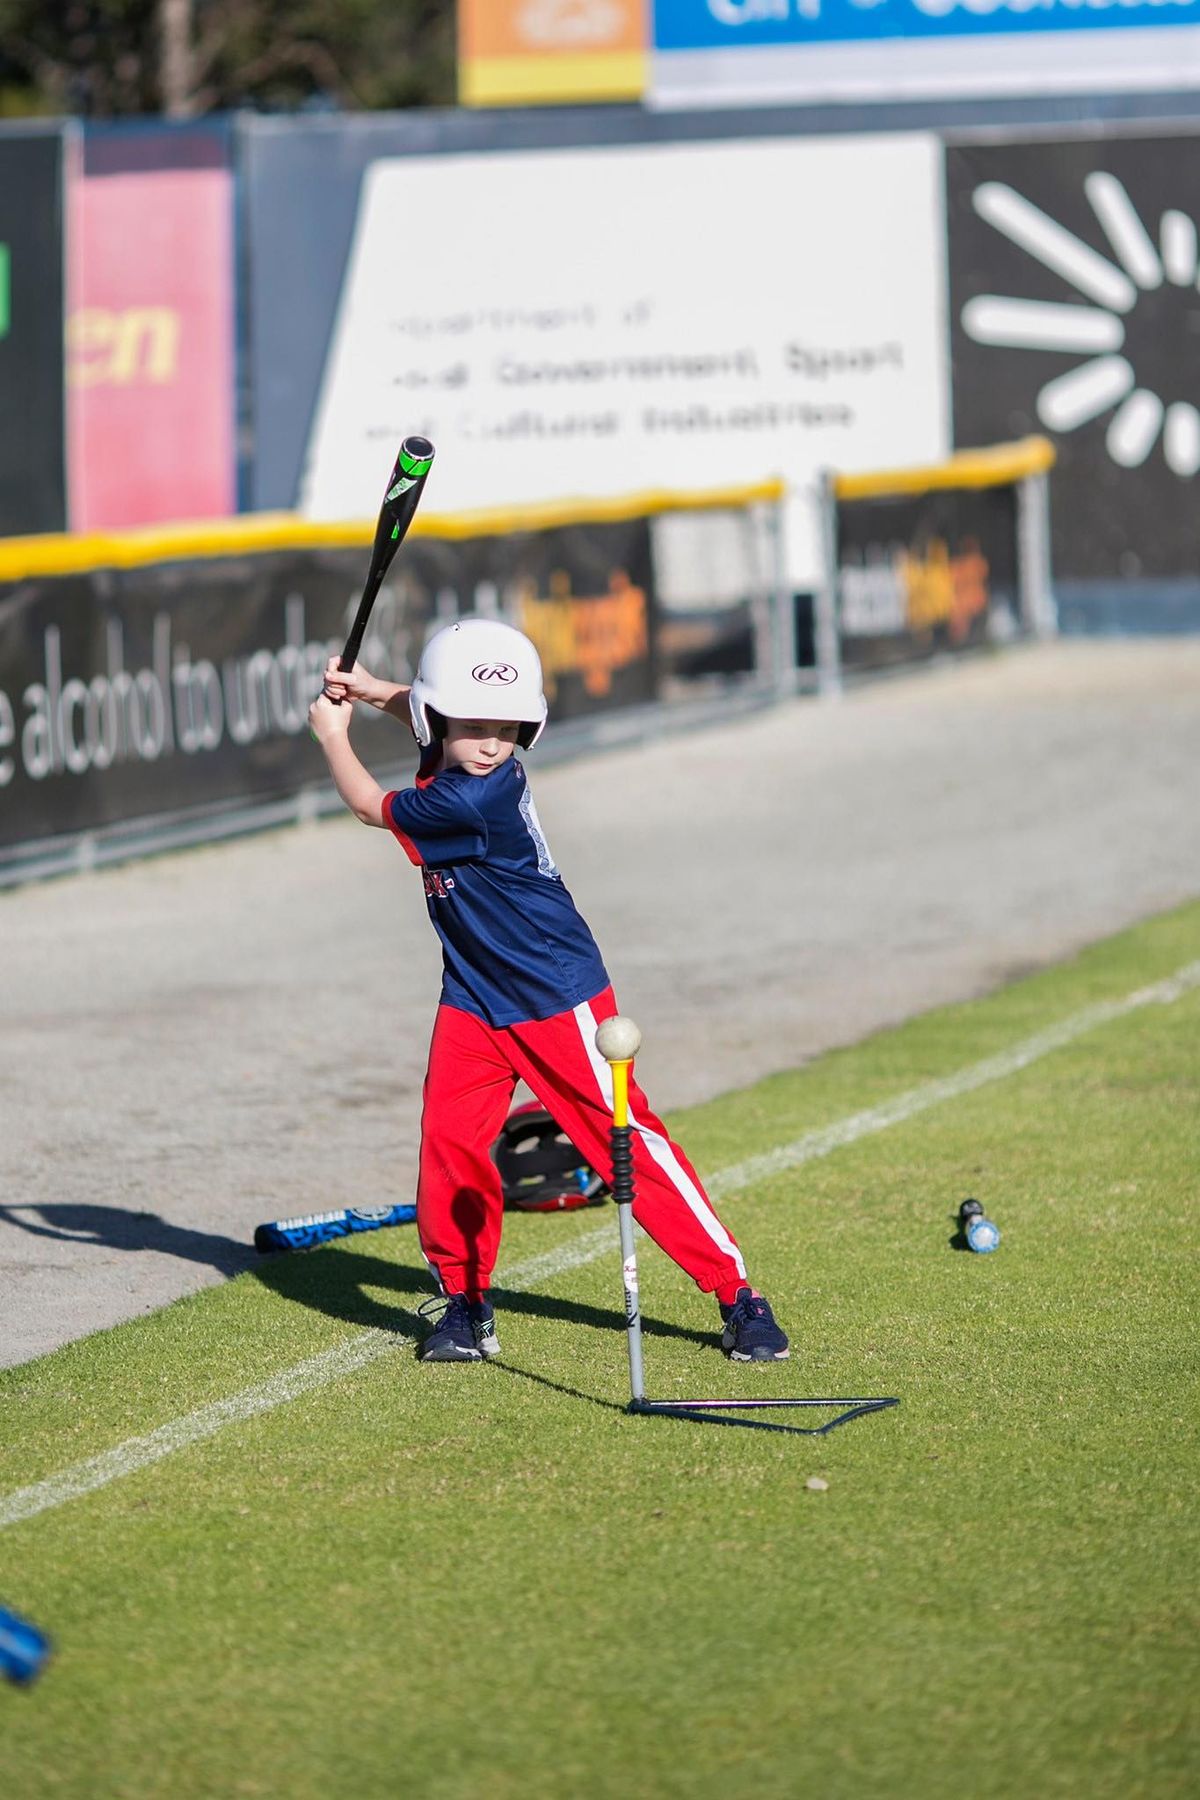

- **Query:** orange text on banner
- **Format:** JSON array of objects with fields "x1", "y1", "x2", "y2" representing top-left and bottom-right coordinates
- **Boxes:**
[{"x1": 518, "y1": 569, "x2": 648, "y2": 699}]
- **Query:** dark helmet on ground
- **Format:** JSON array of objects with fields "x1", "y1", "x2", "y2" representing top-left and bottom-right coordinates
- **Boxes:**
[{"x1": 493, "y1": 1102, "x2": 608, "y2": 1212}]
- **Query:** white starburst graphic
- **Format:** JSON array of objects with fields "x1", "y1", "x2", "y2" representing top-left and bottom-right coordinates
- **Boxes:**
[{"x1": 962, "y1": 174, "x2": 1200, "y2": 479}]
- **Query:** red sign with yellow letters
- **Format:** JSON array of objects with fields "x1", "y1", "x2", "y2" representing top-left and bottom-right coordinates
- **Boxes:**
[{"x1": 67, "y1": 162, "x2": 236, "y2": 530}]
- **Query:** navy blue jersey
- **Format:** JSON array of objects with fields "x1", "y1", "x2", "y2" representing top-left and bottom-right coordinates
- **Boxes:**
[{"x1": 384, "y1": 755, "x2": 609, "y2": 1028}]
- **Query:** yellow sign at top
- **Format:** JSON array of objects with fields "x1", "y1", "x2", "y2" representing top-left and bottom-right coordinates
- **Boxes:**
[{"x1": 458, "y1": 0, "x2": 648, "y2": 106}]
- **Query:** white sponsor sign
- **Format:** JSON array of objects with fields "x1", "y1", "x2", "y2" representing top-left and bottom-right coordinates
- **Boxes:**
[{"x1": 300, "y1": 136, "x2": 949, "y2": 585}]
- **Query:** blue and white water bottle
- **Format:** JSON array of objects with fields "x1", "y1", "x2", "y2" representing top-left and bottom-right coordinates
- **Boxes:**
[{"x1": 958, "y1": 1198, "x2": 1000, "y2": 1253}]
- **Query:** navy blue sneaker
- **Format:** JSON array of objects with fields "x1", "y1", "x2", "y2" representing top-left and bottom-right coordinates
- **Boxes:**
[
  {"x1": 719, "y1": 1288, "x2": 789, "y2": 1362},
  {"x1": 418, "y1": 1294, "x2": 500, "y2": 1362}
]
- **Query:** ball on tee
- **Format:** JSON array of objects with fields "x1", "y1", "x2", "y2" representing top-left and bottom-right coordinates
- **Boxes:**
[{"x1": 595, "y1": 1016, "x2": 642, "y2": 1063}]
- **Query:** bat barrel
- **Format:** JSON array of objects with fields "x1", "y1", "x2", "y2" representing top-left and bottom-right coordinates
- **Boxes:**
[
  {"x1": 337, "y1": 436, "x2": 436, "y2": 675},
  {"x1": 254, "y1": 1204, "x2": 417, "y2": 1253}
]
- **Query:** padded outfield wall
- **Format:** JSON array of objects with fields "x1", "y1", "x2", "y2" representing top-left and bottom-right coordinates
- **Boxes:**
[
  {"x1": 0, "y1": 495, "x2": 676, "y2": 885},
  {"x1": 3, "y1": 100, "x2": 1200, "y2": 636}
]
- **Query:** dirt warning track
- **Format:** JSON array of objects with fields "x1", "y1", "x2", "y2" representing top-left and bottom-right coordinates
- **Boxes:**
[{"x1": 2, "y1": 638, "x2": 1198, "y2": 1367}]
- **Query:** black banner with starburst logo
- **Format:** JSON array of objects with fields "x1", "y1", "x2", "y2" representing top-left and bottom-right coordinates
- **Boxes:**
[{"x1": 947, "y1": 132, "x2": 1200, "y2": 624}]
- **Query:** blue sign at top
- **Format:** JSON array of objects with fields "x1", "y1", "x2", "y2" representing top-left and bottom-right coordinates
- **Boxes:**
[{"x1": 653, "y1": 0, "x2": 1200, "y2": 46}]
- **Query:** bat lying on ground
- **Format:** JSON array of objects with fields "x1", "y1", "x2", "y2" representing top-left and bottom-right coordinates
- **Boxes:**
[
  {"x1": 255, "y1": 1110, "x2": 609, "y2": 1253},
  {"x1": 254, "y1": 1205, "x2": 417, "y2": 1254}
]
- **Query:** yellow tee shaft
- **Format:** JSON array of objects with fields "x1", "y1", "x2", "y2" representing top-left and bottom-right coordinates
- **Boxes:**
[{"x1": 611, "y1": 1058, "x2": 630, "y2": 1129}]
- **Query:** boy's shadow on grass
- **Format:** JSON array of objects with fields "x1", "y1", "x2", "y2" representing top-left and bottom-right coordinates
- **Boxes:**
[
  {"x1": 0, "y1": 1203, "x2": 256, "y2": 1278},
  {"x1": 251, "y1": 1238, "x2": 713, "y2": 1352},
  {"x1": 1, "y1": 1208, "x2": 894, "y2": 1438},
  {"x1": 0, "y1": 1204, "x2": 710, "y2": 1352}
]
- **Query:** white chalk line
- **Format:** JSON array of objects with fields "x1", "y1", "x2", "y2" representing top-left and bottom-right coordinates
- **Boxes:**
[
  {"x1": 0, "y1": 1227, "x2": 618, "y2": 1533},
  {"x1": 2, "y1": 957, "x2": 1197, "y2": 1533},
  {"x1": 707, "y1": 959, "x2": 1200, "y2": 1200}
]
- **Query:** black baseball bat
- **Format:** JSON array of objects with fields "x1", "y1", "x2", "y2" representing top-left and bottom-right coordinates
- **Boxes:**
[{"x1": 329, "y1": 434, "x2": 435, "y2": 699}]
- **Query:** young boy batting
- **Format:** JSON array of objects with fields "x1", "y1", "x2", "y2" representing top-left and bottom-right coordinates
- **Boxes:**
[{"x1": 308, "y1": 617, "x2": 790, "y2": 1365}]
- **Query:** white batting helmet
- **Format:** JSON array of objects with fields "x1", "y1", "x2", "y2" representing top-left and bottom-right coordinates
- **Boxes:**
[{"x1": 409, "y1": 618, "x2": 548, "y2": 749}]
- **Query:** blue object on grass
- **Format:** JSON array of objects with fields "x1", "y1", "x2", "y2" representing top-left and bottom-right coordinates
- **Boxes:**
[
  {"x1": 0, "y1": 1606, "x2": 51, "y2": 1685},
  {"x1": 254, "y1": 1202, "x2": 417, "y2": 1253},
  {"x1": 959, "y1": 1199, "x2": 1001, "y2": 1253}
]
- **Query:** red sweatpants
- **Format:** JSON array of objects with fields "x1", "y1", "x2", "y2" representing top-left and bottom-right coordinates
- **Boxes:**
[{"x1": 417, "y1": 986, "x2": 748, "y2": 1303}]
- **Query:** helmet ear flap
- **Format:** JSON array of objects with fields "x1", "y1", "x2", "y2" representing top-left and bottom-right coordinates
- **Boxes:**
[
  {"x1": 516, "y1": 721, "x2": 539, "y2": 750},
  {"x1": 425, "y1": 707, "x2": 448, "y2": 742}
]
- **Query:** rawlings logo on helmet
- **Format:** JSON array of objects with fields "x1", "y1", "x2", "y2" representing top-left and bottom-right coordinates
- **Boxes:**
[{"x1": 472, "y1": 662, "x2": 518, "y2": 685}]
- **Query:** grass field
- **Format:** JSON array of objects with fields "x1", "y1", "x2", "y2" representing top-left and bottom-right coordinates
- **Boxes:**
[{"x1": 2, "y1": 902, "x2": 1198, "y2": 1798}]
